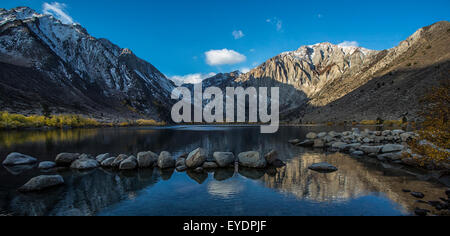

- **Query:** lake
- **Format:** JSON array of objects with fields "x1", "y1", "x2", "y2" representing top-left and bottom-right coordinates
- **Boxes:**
[{"x1": 0, "y1": 125, "x2": 447, "y2": 216}]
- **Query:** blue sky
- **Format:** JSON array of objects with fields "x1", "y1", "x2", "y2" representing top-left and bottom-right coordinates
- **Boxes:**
[{"x1": 3, "y1": 0, "x2": 450, "y2": 83}]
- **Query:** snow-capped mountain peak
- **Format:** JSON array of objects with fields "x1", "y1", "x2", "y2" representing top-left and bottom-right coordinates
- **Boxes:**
[{"x1": 0, "y1": 6, "x2": 175, "y2": 121}]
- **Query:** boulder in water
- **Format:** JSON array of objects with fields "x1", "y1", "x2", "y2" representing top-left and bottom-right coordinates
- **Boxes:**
[
  {"x1": 3, "y1": 153, "x2": 37, "y2": 166},
  {"x1": 308, "y1": 162, "x2": 338, "y2": 173}
]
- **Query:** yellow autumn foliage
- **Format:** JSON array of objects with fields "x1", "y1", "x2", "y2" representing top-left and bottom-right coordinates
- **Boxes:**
[
  {"x1": 408, "y1": 82, "x2": 450, "y2": 165},
  {"x1": 0, "y1": 112, "x2": 99, "y2": 129}
]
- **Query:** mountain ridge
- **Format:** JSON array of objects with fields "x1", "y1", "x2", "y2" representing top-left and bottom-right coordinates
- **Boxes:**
[
  {"x1": 0, "y1": 6, "x2": 175, "y2": 122},
  {"x1": 0, "y1": 6, "x2": 448, "y2": 124},
  {"x1": 197, "y1": 21, "x2": 450, "y2": 123}
]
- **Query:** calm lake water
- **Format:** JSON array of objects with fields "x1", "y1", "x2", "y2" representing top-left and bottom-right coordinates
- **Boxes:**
[{"x1": 0, "y1": 125, "x2": 447, "y2": 216}]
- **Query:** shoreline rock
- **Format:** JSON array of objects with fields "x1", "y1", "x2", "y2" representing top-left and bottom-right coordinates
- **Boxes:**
[
  {"x1": 287, "y1": 129, "x2": 446, "y2": 170},
  {"x1": 101, "y1": 157, "x2": 116, "y2": 167}
]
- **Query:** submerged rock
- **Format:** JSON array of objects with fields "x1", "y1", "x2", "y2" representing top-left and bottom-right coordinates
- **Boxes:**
[
  {"x1": 186, "y1": 148, "x2": 207, "y2": 168},
  {"x1": 158, "y1": 151, "x2": 175, "y2": 169},
  {"x1": 137, "y1": 151, "x2": 158, "y2": 168},
  {"x1": 3, "y1": 153, "x2": 37, "y2": 166},
  {"x1": 55, "y1": 153, "x2": 80, "y2": 166},
  {"x1": 213, "y1": 152, "x2": 235, "y2": 167},
  {"x1": 38, "y1": 161, "x2": 56, "y2": 170},
  {"x1": 18, "y1": 175, "x2": 64, "y2": 192},
  {"x1": 238, "y1": 151, "x2": 267, "y2": 168},
  {"x1": 331, "y1": 142, "x2": 347, "y2": 149},
  {"x1": 308, "y1": 162, "x2": 338, "y2": 173}
]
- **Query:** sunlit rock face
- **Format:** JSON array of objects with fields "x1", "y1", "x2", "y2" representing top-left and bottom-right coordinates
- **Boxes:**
[
  {"x1": 202, "y1": 22, "x2": 450, "y2": 122},
  {"x1": 238, "y1": 43, "x2": 377, "y2": 97},
  {"x1": 262, "y1": 152, "x2": 446, "y2": 213}
]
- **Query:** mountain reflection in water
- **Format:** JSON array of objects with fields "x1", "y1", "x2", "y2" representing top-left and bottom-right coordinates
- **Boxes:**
[{"x1": 0, "y1": 126, "x2": 447, "y2": 216}]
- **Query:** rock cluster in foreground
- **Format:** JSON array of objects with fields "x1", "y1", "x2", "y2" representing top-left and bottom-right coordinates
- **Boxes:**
[
  {"x1": 290, "y1": 128, "x2": 448, "y2": 170},
  {"x1": 3, "y1": 149, "x2": 287, "y2": 192}
]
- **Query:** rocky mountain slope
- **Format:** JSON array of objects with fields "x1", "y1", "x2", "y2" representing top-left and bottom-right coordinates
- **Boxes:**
[
  {"x1": 1, "y1": 6, "x2": 448, "y2": 124},
  {"x1": 301, "y1": 21, "x2": 450, "y2": 123},
  {"x1": 205, "y1": 21, "x2": 450, "y2": 123},
  {"x1": 0, "y1": 7, "x2": 175, "y2": 121}
]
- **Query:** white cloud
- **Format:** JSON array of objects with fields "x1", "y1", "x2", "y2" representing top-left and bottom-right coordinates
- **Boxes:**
[
  {"x1": 205, "y1": 49, "x2": 246, "y2": 66},
  {"x1": 169, "y1": 72, "x2": 216, "y2": 86},
  {"x1": 240, "y1": 67, "x2": 251, "y2": 73},
  {"x1": 266, "y1": 17, "x2": 283, "y2": 31},
  {"x1": 338, "y1": 41, "x2": 359, "y2": 47},
  {"x1": 232, "y1": 30, "x2": 245, "y2": 39},
  {"x1": 42, "y1": 2, "x2": 74, "y2": 24},
  {"x1": 249, "y1": 48, "x2": 255, "y2": 52}
]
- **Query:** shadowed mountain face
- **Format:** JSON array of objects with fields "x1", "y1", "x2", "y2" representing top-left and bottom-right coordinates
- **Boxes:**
[
  {"x1": 183, "y1": 71, "x2": 308, "y2": 121},
  {"x1": 0, "y1": 7, "x2": 175, "y2": 121}
]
